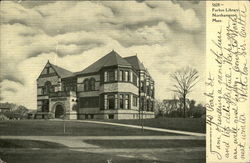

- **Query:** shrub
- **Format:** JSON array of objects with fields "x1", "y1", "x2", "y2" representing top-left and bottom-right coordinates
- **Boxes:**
[{"x1": 0, "y1": 114, "x2": 9, "y2": 120}]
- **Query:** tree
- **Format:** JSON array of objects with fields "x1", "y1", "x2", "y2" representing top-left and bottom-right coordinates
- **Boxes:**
[{"x1": 170, "y1": 67, "x2": 199, "y2": 118}]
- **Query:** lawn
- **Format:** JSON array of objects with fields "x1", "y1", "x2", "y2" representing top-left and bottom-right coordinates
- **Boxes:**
[
  {"x1": 0, "y1": 139, "x2": 67, "y2": 148},
  {"x1": 0, "y1": 120, "x2": 180, "y2": 136},
  {"x1": 100, "y1": 117, "x2": 206, "y2": 133},
  {"x1": 0, "y1": 120, "x2": 205, "y2": 163},
  {"x1": 84, "y1": 139, "x2": 205, "y2": 148},
  {"x1": 0, "y1": 148, "x2": 164, "y2": 163}
]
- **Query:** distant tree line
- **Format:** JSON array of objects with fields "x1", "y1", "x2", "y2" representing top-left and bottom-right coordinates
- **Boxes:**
[
  {"x1": 0, "y1": 102, "x2": 30, "y2": 120},
  {"x1": 154, "y1": 99, "x2": 206, "y2": 118}
]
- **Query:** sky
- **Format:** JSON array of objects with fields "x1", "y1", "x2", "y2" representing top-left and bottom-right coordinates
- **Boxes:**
[{"x1": 0, "y1": 1, "x2": 206, "y2": 109}]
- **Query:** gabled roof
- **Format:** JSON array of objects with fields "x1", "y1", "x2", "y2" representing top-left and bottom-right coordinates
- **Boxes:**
[
  {"x1": 50, "y1": 63, "x2": 74, "y2": 78},
  {"x1": 123, "y1": 55, "x2": 146, "y2": 71},
  {"x1": 76, "y1": 50, "x2": 132, "y2": 75}
]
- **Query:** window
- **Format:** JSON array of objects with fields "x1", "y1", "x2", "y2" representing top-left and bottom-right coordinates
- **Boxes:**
[
  {"x1": 108, "y1": 114, "x2": 114, "y2": 119},
  {"x1": 147, "y1": 85, "x2": 150, "y2": 95},
  {"x1": 151, "y1": 101, "x2": 154, "y2": 111},
  {"x1": 133, "y1": 95, "x2": 137, "y2": 106},
  {"x1": 124, "y1": 94, "x2": 129, "y2": 109},
  {"x1": 119, "y1": 70, "x2": 123, "y2": 81},
  {"x1": 130, "y1": 71, "x2": 133, "y2": 82},
  {"x1": 108, "y1": 71, "x2": 115, "y2": 81},
  {"x1": 124, "y1": 71, "x2": 129, "y2": 81},
  {"x1": 84, "y1": 79, "x2": 89, "y2": 91},
  {"x1": 141, "y1": 98, "x2": 145, "y2": 111},
  {"x1": 115, "y1": 94, "x2": 118, "y2": 109},
  {"x1": 147, "y1": 99, "x2": 150, "y2": 111},
  {"x1": 119, "y1": 94, "x2": 124, "y2": 109},
  {"x1": 104, "y1": 70, "x2": 116, "y2": 82},
  {"x1": 44, "y1": 81, "x2": 52, "y2": 94},
  {"x1": 115, "y1": 70, "x2": 118, "y2": 81},
  {"x1": 133, "y1": 73, "x2": 137, "y2": 86},
  {"x1": 90, "y1": 78, "x2": 95, "y2": 91},
  {"x1": 104, "y1": 95, "x2": 107, "y2": 109},
  {"x1": 104, "y1": 71, "x2": 108, "y2": 82},
  {"x1": 108, "y1": 95, "x2": 115, "y2": 110},
  {"x1": 41, "y1": 100, "x2": 49, "y2": 112},
  {"x1": 140, "y1": 81, "x2": 144, "y2": 92}
]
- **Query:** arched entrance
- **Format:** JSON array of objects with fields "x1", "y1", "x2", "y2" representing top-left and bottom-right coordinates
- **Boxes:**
[{"x1": 55, "y1": 104, "x2": 64, "y2": 118}]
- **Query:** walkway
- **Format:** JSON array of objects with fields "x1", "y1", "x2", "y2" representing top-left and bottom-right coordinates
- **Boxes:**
[{"x1": 68, "y1": 119, "x2": 206, "y2": 137}]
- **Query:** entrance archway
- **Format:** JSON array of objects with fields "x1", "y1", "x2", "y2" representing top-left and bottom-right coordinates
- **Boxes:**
[{"x1": 55, "y1": 104, "x2": 64, "y2": 118}]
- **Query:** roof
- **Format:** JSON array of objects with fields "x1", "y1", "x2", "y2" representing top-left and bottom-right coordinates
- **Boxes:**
[
  {"x1": 123, "y1": 55, "x2": 146, "y2": 71},
  {"x1": 50, "y1": 63, "x2": 74, "y2": 78},
  {"x1": 76, "y1": 50, "x2": 132, "y2": 75}
]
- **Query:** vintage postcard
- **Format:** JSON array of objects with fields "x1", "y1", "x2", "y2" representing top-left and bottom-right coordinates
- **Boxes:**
[{"x1": 0, "y1": 0, "x2": 249, "y2": 163}]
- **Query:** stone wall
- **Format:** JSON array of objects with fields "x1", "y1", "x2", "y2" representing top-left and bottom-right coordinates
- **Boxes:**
[
  {"x1": 77, "y1": 109, "x2": 154, "y2": 120},
  {"x1": 37, "y1": 75, "x2": 60, "y2": 87},
  {"x1": 100, "y1": 82, "x2": 138, "y2": 95},
  {"x1": 77, "y1": 91, "x2": 99, "y2": 97}
]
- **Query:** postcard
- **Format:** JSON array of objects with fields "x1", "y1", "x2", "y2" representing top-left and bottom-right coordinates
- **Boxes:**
[{"x1": 0, "y1": 1, "x2": 249, "y2": 163}]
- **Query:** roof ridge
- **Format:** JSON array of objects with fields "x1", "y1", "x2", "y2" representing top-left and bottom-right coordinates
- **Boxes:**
[
  {"x1": 123, "y1": 55, "x2": 137, "y2": 59},
  {"x1": 77, "y1": 50, "x2": 132, "y2": 75}
]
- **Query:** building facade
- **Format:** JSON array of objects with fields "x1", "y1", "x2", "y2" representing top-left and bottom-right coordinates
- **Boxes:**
[{"x1": 36, "y1": 50, "x2": 155, "y2": 120}]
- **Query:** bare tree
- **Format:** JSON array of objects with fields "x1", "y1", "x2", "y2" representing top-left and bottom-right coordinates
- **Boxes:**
[{"x1": 170, "y1": 67, "x2": 199, "y2": 118}]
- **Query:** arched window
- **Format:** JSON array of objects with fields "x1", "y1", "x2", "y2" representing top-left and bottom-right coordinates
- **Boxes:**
[
  {"x1": 84, "y1": 79, "x2": 89, "y2": 91},
  {"x1": 90, "y1": 78, "x2": 95, "y2": 91},
  {"x1": 44, "y1": 81, "x2": 53, "y2": 94}
]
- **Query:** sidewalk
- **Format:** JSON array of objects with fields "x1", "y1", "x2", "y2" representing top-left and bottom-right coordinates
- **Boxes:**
[{"x1": 67, "y1": 119, "x2": 206, "y2": 137}]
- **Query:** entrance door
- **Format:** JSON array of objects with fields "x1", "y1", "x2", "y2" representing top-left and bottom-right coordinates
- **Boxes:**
[{"x1": 55, "y1": 105, "x2": 64, "y2": 118}]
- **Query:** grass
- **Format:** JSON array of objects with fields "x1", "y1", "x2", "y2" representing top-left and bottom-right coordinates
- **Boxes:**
[
  {"x1": 0, "y1": 139, "x2": 67, "y2": 148},
  {"x1": 0, "y1": 149, "x2": 166, "y2": 163},
  {"x1": 0, "y1": 120, "x2": 205, "y2": 163},
  {"x1": 84, "y1": 139, "x2": 205, "y2": 148},
  {"x1": 0, "y1": 120, "x2": 180, "y2": 136},
  {"x1": 100, "y1": 117, "x2": 206, "y2": 133}
]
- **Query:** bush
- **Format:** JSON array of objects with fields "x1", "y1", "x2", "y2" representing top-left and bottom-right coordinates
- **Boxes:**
[{"x1": 0, "y1": 114, "x2": 9, "y2": 120}]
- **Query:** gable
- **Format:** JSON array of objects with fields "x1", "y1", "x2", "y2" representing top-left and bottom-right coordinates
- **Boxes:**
[
  {"x1": 38, "y1": 62, "x2": 58, "y2": 79},
  {"x1": 38, "y1": 61, "x2": 74, "y2": 79}
]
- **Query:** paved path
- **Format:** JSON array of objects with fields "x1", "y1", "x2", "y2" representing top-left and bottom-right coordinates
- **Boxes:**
[
  {"x1": 0, "y1": 136, "x2": 98, "y2": 148},
  {"x1": 0, "y1": 135, "x2": 205, "y2": 149},
  {"x1": 66, "y1": 119, "x2": 206, "y2": 137}
]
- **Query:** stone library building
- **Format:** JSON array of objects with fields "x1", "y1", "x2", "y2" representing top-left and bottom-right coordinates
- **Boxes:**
[{"x1": 36, "y1": 50, "x2": 155, "y2": 120}]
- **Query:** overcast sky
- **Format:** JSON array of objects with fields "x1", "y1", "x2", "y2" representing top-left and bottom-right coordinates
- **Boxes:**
[{"x1": 0, "y1": 1, "x2": 206, "y2": 109}]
